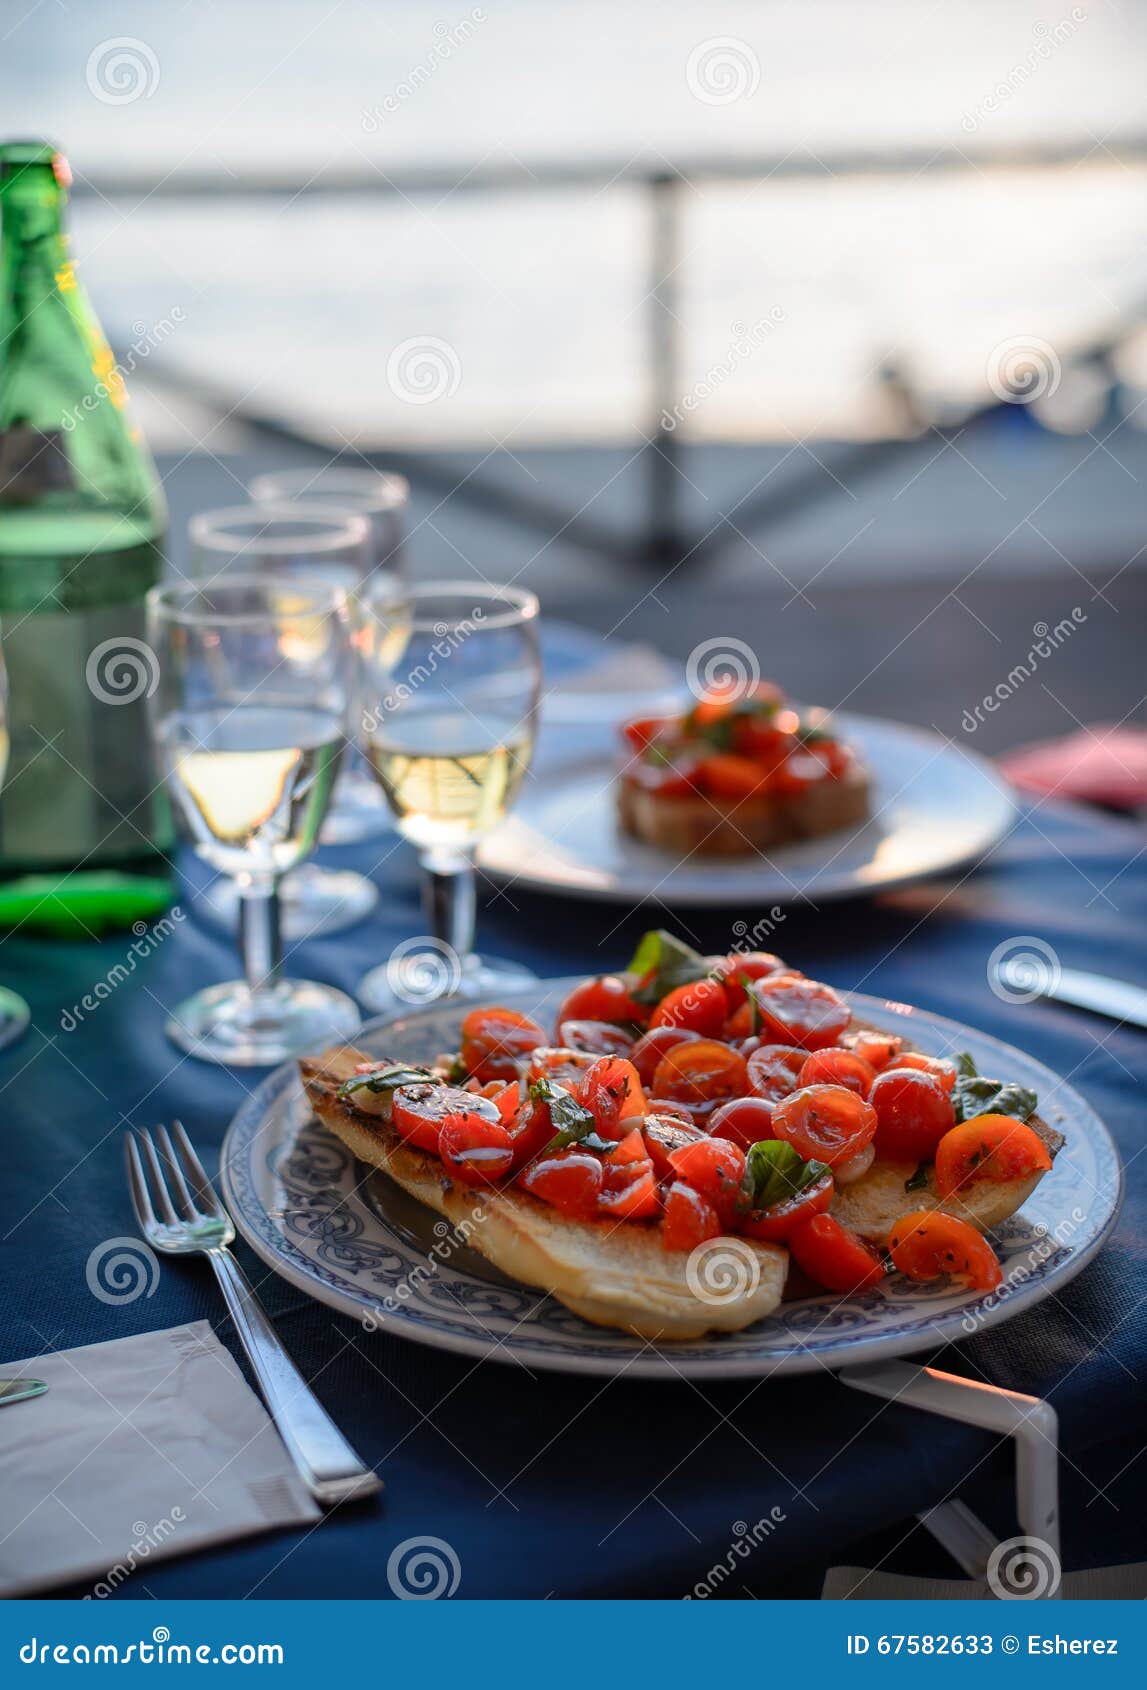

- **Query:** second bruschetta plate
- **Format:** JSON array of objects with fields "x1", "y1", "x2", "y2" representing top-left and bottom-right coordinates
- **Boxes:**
[
  {"x1": 220, "y1": 983, "x2": 1121, "y2": 1380},
  {"x1": 477, "y1": 713, "x2": 1016, "y2": 906}
]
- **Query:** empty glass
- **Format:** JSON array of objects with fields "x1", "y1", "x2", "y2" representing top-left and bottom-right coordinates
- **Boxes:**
[
  {"x1": 248, "y1": 467, "x2": 409, "y2": 847},
  {"x1": 187, "y1": 502, "x2": 379, "y2": 940},
  {"x1": 355, "y1": 580, "x2": 542, "y2": 1012},
  {"x1": 147, "y1": 575, "x2": 360, "y2": 1065}
]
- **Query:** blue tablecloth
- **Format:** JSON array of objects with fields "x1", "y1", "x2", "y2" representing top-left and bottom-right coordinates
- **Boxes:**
[{"x1": 2, "y1": 693, "x2": 1145, "y2": 1597}]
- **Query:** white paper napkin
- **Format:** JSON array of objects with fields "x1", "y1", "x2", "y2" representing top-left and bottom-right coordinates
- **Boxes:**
[{"x1": 0, "y1": 1321, "x2": 321, "y2": 1597}]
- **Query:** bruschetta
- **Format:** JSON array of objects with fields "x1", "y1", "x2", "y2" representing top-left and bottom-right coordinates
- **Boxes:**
[
  {"x1": 618, "y1": 683, "x2": 869, "y2": 857},
  {"x1": 298, "y1": 930, "x2": 1062, "y2": 1339}
]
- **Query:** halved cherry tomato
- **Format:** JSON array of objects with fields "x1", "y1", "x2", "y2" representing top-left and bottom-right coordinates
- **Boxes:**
[
  {"x1": 934, "y1": 1114, "x2": 1052, "y2": 1199},
  {"x1": 598, "y1": 1128, "x2": 658, "y2": 1219},
  {"x1": 518, "y1": 1149, "x2": 604, "y2": 1219},
  {"x1": 645, "y1": 1097, "x2": 701, "y2": 1127},
  {"x1": 667, "y1": 1136, "x2": 746, "y2": 1222},
  {"x1": 746, "y1": 1043, "x2": 810, "y2": 1102},
  {"x1": 555, "y1": 974, "x2": 650, "y2": 1029},
  {"x1": 688, "y1": 691, "x2": 737, "y2": 728},
  {"x1": 893, "y1": 1051, "x2": 957, "y2": 1093},
  {"x1": 888, "y1": 1211, "x2": 1002, "y2": 1292},
  {"x1": 695, "y1": 753, "x2": 766, "y2": 802},
  {"x1": 649, "y1": 977, "x2": 729, "y2": 1037},
  {"x1": 709, "y1": 951, "x2": 787, "y2": 1011},
  {"x1": 798, "y1": 1046, "x2": 876, "y2": 1098},
  {"x1": 506, "y1": 1091, "x2": 560, "y2": 1167},
  {"x1": 576, "y1": 1055, "x2": 646, "y2": 1137},
  {"x1": 808, "y1": 739, "x2": 851, "y2": 779},
  {"x1": 788, "y1": 1214, "x2": 885, "y2": 1293},
  {"x1": 739, "y1": 1169, "x2": 834, "y2": 1243},
  {"x1": 527, "y1": 1046, "x2": 595, "y2": 1090},
  {"x1": 438, "y1": 1115, "x2": 515, "y2": 1186},
  {"x1": 623, "y1": 715, "x2": 674, "y2": 752},
  {"x1": 845, "y1": 1029, "x2": 903, "y2": 1071},
  {"x1": 771, "y1": 1084, "x2": 877, "y2": 1168},
  {"x1": 631, "y1": 1024, "x2": 702, "y2": 1086},
  {"x1": 558, "y1": 1019, "x2": 635, "y2": 1057},
  {"x1": 391, "y1": 1083, "x2": 500, "y2": 1155},
  {"x1": 460, "y1": 1007, "x2": 547, "y2": 1082},
  {"x1": 650, "y1": 1039, "x2": 750, "y2": 1112},
  {"x1": 661, "y1": 1181, "x2": 723, "y2": 1251},
  {"x1": 643, "y1": 1113, "x2": 706, "y2": 1181},
  {"x1": 707, "y1": 1095, "x2": 777, "y2": 1151},
  {"x1": 771, "y1": 749, "x2": 829, "y2": 794},
  {"x1": 466, "y1": 1077, "x2": 520, "y2": 1126},
  {"x1": 870, "y1": 1068, "x2": 956, "y2": 1162},
  {"x1": 747, "y1": 975, "x2": 852, "y2": 1049},
  {"x1": 628, "y1": 752, "x2": 704, "y2": 799}
]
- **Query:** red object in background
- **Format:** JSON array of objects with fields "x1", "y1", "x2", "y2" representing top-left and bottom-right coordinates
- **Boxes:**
[{"x1": 999, "y1": 725, "x2": 1147, "y2": 811}]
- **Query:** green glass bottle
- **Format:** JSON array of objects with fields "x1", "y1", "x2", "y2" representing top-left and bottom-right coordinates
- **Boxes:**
[{"x1": 0, "y1": 140, "x2": 174, "y2": 926}]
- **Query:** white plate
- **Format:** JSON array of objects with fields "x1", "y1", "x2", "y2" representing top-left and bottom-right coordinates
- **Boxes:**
[
  {"x1": 220, "y1": 981, "x2": 1122, "y2": 1380},
  {"x1": 477, "y1": 714, "x2": 1016, "y2": 905}
]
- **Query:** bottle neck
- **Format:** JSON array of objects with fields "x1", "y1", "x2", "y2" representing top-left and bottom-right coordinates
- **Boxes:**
[{"x1": 1, "y1": 176, "x2": 69, "y2": 302}]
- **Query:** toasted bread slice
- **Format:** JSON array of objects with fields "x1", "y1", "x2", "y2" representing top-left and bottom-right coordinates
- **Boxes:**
[
  {"x1": 299, "y1": 1045, "x2": 787, "y2": 1341},
  {"x1": 830, "y1": 1113, "x2": 1065, "y2": 1246},
  {"x1": 618, "y1": 760, "x2": 870, "y2": 857}
]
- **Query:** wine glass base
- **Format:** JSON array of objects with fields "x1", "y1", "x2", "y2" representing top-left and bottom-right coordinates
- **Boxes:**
[
  {"x1": 196, "y1": 866, "x2": 378, "y2": 941},
  {"x1": 358, "y1": 951, "x2": 538, "y2": 1017},
  {"x1": 166, "y1": 978, "x2": 361, "y2": 1067},
  {"x1": 319, "y1": 764, "x2": 393, "y2": 846},
  {"x1": 0, "y1": 987, "x2": 30, "y2": 1051}
]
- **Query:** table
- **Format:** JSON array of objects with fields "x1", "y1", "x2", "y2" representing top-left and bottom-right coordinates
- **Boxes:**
[{"x1": 2, "y1": 719, "x2": 1144, "y2": 1598}]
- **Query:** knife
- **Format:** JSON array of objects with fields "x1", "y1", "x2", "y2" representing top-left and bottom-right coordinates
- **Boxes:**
[
  {"x1": 0, "y1": 1378, "x2": 48, "y2": 1408},
  {"x1": 997, "y1": 960, "x2": 1147, "y2": 1030}
]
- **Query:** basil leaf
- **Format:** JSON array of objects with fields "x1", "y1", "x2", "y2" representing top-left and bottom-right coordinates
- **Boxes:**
[
  {"x1": 338, "y1": 1063, "x2": 436, "y2": 1102},
  {"x1": 742, "y1": 1140, "x2": 829, "y2": 1210},
  {"x1": 905, "y1": 1161, "x2": 931, "y2": 1193},
  {"x1": 683, "y1": 694, "x2": 778, "y2": 753},
  {"x1": 642, "y1": 741, "x2": 676, "y2": 767},
  {"x1": 625, "y1": 929, "x2": 711, "y2": 1006},
  {"x1": 950, "y1": 1053, "x2": 1037, "y2": 1124},
  {"x1": 531, "y1": 1077, "x2": 599, "y2": 1154}
]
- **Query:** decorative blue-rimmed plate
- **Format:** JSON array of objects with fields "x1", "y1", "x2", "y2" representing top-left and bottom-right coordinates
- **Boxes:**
[{"x1": 220, "y1": 982, "x2": 1122, "y2": 1378}]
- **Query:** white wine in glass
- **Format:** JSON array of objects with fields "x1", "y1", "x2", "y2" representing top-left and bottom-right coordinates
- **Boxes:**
[
  {"x1": 186, "y1": 502, "x2": 380, "y2": 941},
  {"x1": 356, "y1": 581, "x2": 542, "y2": 1010},
  {"x1": 148, "y1": 575, "x2": 360, "y2": 1066},
  {"x1": 365, "y1": 721, "x2": 534, "y2": 852}
]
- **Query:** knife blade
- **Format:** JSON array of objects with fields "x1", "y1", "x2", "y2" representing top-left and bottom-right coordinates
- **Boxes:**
[
  {"x1": 0, "y1": 1378, "x2": 48, "y2": 1408},
  {"x1": 998, "y1": 960, "x2": 1147, "y2": 1030}
]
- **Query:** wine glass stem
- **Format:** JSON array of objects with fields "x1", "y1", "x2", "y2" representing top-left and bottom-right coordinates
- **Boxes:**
[
  {"x1": 238, "y1": 878, "x2": 283, "y2": 998},
  {"x1": 420, "y1": 848, "x2": 476, "y2": 964}
]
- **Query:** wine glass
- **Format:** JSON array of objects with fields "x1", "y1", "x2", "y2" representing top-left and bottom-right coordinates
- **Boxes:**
[
  {"x1": 187, "y1": 503, "x2": 379, "y2": 940},
  {"x1": 0, "y1": 634, "x2": 30, "y2": 1050},
  {"x1": 147, "y1": 574, "x2": 360, "y2": 1066},
  {"x1": 248, "y1": 465, "x2": 407, "y2": 582},
  {"x1": 247, "y1": 468, "x2": 409, "y2": 849},
  {"x1": 355, "y1": 580, "x2": 542, "y2": 1012}
]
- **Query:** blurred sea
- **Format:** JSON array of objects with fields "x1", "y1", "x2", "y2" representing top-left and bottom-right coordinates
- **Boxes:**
[{"x1": 4, "y1": 0, "x2": 1147, "y2": 446}]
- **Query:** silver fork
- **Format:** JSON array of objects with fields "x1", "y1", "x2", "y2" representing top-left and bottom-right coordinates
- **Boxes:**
[{"x1": 125, "y1": 1122, "x2": 382, "y2": 1507}]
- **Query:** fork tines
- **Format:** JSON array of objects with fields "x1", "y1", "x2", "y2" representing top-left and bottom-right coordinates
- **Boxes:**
[{"x1": 125, "y1": 1121, "x2": 225, "y2": 1231}]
